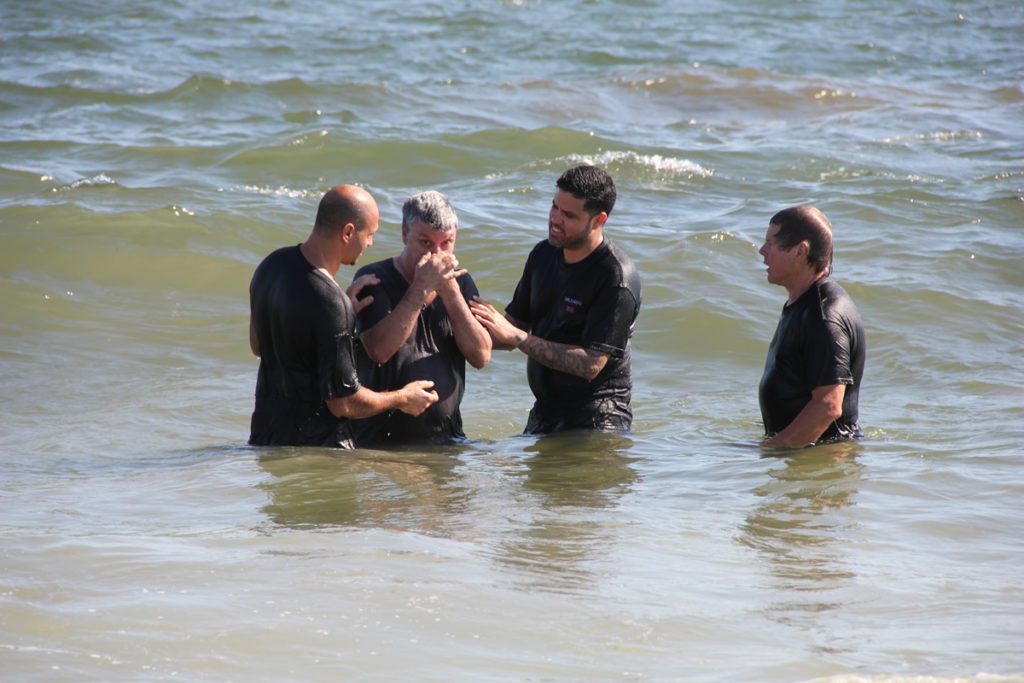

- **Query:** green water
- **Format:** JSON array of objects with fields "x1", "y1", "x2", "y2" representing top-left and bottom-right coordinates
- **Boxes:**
[{"x1": 2, "y1": 1, "x2": 1022, "y2": 680}]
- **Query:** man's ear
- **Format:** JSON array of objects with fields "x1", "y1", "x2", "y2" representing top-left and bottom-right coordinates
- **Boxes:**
[
  {"x1": 591, "y1": 211, "x2": 609, "y2": 231},
  {"x1": 797, "y1": 240, "x2": 811, "y2": 261},
  {"x1": 340, "y1": 222, "x2": 357, "y2": 243}
]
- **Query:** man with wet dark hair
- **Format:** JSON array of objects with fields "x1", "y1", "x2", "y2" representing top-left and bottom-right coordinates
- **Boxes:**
[
  {"x1": 248, "y1": 185, "x2": 438, "y2": 448},
  {"x1": 757, "y1": 204, "x2": 865, "y2": 448},
  {"x1": 557, "y1": 164, "x2": 617, "y2": 220},
  {"x1": 471, "y1": 165, "x2": 642, "y2": 434}
]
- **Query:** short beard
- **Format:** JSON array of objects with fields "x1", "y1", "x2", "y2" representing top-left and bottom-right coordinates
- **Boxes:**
[{"x1": 550, "y1": 216, "x2": 594, "y2": 250}]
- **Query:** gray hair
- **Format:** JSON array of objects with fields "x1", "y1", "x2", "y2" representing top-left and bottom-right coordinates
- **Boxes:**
[{"x1": 402, "y1": 190, "x2": 458, "y2": 233}]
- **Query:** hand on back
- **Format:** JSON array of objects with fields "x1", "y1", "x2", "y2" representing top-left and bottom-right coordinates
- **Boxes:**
[{"x1": 346, "y1": 273, "x2": 381, "y2": 314}]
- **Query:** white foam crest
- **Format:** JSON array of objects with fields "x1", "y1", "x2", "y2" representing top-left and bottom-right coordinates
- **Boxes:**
[
  {"x1": 52, "y1": 174, "x2": 117, "y2": 191},
  {"x1": 881, "y1": 130, "x2": 983, "y2": 144},
  {"x1": 819, "y1": 167, "x2": 869, "y2": 182},
  {"x1": 564, "y1": 150, "x2": 714, "y2": 178},
  {"x1": 813, "y1": 88, "x2": 857, "y2": 99},
  {"x1": 234, "y1": 185, "x2": 320, "y2": 199}
]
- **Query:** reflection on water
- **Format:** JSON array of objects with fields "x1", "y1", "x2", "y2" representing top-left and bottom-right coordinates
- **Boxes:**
[
  {"x1": 739, "y1": 442, "x2": 864, "y2": 621},
  {"x1": 495, "y1": 431, "x2": 640, "y2": 593},
  {"x1": 256, "y1": 434, "x2": 641, "y2": 595},
  {"x1": 519, "y1": 431, "x2": 639, "y2": 508},
  {"x1": 257, "y1": 445, "x2": 469, "y2": 533}
]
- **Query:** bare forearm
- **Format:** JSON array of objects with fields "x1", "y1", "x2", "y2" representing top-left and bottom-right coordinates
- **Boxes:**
[
  {"x1": 489, "y1": 316, "x2": 525, "y2": 351},
  {"x1": 764, "y1": 384, "x2": 845, "y2": 448},
  {"x1": 442, "y1": 292, "x2": 492, "y2": 368},
  {"x1": 360, "y1": 294, "x2": 425, "y2": 364},
  {"x1": 516, "y1": 334, "x2": 608, "y2": 381},
  {"x1": 326, "y1": 386, "x2": 405, "y2": 419},
  {"x1": 491, "y1": 338, "x2": 516, "y2": 351},
  {"x1": 765, "y1": 411, "x2": 832, "y2": 448}
]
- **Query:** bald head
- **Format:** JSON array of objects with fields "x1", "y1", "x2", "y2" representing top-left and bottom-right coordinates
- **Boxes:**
[
  {"x1": 769, "y1": 204, "x2": 833, "y2": 273},
  {"x1": 314, "y1": 184, "x2": 379, "y2": 235}
]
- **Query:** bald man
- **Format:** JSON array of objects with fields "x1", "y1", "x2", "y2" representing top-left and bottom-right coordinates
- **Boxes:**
[
  {"x1": 248, "y1": 185, "x2": 438, "y2": 448},
  {"x1": 757, "y1": 205, "x2": 865, "y2": 448}
]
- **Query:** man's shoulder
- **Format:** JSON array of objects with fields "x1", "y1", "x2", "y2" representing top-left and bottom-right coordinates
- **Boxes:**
[
  {"x1": 252, "y1": 244, "x2": 300, "y2": 287},
  {"x1": 256, "y1": 244, "x2": 299, "y2": 269},
  {"x1": 283, "y1": 267, "x2": 353, "y2": 324},
  {"x1": 354, "y1": 258, "x2": 404, "y2": 302},
  {"x1": 815, "y1": 278, "x2": 859, "y2": 313},
  {"x1": 354, "y1": 257, "x2": 395, "y2": 279},
  {"x1": 817, "y1": 277, "x2": 853, "y2": 300},
  {"x1": 526, "y1": 238, "x2": 559, "y2": 260},
  {"x1": 795, "y1": 278, "x2": 862, "y2": 335},
  {"x1": 595, "y1": 239, "x2": 641, "y2": 291},
  {"x1": 517, "y1": 239, "x2": 562, "y2": 277}
]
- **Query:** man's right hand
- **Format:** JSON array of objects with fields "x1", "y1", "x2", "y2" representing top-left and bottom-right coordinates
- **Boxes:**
[
  {"x1": 399, "y1": 380, "x2": 438, "y2": 416},
  {"x1": 470, "y1": 296, "x2": 527, "y2": 349}
]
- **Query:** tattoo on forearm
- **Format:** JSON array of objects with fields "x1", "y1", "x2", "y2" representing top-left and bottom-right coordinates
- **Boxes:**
[{"x1": 519, "y1": 335, "x2": 603, "y2": 380}]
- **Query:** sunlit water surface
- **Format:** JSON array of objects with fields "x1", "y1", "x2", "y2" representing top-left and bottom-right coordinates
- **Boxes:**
[{"x1": 2, "y1": 1, "x2": 1022, "y2": 681}]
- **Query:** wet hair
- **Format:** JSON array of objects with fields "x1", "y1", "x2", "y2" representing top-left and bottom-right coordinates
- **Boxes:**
[
  {"x1": 556, "y1": 165, "x2": 617, "y2": 217},
  {"x1": 769, "y1": 204, "x2": 833, "y2": 273},
  {"x1": 402, "y1": 190, "x2": 458, "y2": 234},
  {"x1": 314, "y1": 186, "x2": 374, "y2": 234}
]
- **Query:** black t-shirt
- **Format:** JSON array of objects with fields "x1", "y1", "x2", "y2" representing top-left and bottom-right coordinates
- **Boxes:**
[
  {"x1": 350, "y1": 258, "x2": 480, "y2": 445},
  {"x1": 759, "y1": 276, "x2": 865, "y2": 442},
  {"x1": 506, "y1": 238, "x2": 642, "y2": 434},
  {"x1": 248, "y1": 245, "x2": 361, "y2": 448}
]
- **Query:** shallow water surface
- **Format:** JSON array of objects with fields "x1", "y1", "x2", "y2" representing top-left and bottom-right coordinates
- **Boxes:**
[{"x1": 2, "y1": 1, "x2": 1023, "y2": 681}]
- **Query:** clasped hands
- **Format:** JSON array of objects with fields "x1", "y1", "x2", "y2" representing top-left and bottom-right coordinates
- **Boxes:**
[
  {"x1": 345, "y1": 252, "x2": 466, "y2": 314},
  {"x1": 410, "y1": 251, "x2": 466, "y2": 304}
]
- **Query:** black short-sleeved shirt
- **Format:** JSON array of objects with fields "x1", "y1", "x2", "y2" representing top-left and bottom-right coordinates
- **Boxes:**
[
  {"x1": 248, "y1": 245, "x2": 361, "y2": 448},
  {"x1": 506, "y1": 238, "x2": 642, "y2": 434},
  {"x1": 759, "y1": 277, "x2": 865, "y2": 442},
  {"x1": 350, "y1": 258, "x2": 479, "y2": 445}
]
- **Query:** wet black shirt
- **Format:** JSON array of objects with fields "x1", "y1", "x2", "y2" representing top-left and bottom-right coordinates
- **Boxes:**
[
  {"x1": 759, "y1": 277, "x2": 865, "y2": 442},
  {"x1": 248, "y1": 245, "x2": 361, "y2": 448},
  {"x1": 350, "y1": 258, "x2": 480, "y2": 445},
  {"x1": 506, "y1": 239, "x2": 642, "y2": 434}
]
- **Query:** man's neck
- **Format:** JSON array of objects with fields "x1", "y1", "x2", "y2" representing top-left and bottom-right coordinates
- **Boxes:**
[
  {"x1": 393, "y1": 253, "x2": 415, "y2": 283},
  {"x1": 563, "y1": 234, "x2": 604, "y2": 264},
  {"x1": 785, "y1": 269, "x2": 828, "y2": 304},
  {"x1": 300, "y1": 238, "x2": 340, "y2": 278}
]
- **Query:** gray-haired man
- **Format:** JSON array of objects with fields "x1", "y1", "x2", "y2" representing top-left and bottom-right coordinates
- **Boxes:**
[{"x1": 349, "y1": 191, "x2": 491, "y2": 446}]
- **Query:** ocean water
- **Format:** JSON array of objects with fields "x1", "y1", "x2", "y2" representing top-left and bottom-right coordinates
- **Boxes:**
[{"x1": 1, "y1": 1, "x2": 1023, "y2": 681}]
